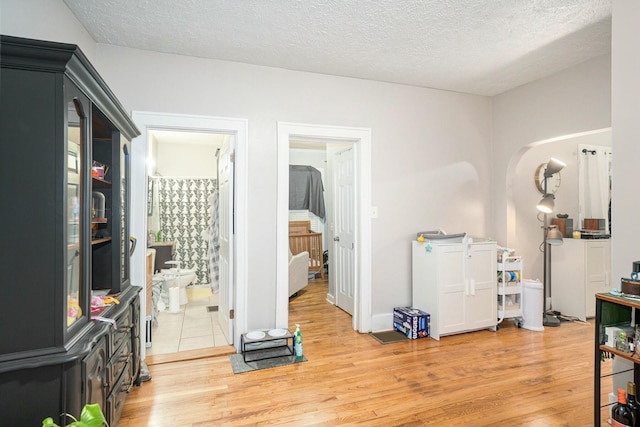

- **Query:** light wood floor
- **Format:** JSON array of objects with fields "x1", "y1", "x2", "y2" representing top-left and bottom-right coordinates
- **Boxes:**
[{"x1": 120, "y1": 278, "x2": 602, "y2": 426}]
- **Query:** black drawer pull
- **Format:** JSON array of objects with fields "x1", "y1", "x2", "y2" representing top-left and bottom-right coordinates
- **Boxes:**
[{"x1": 121, "y1": 379, "x2": 134, "y2": 393}]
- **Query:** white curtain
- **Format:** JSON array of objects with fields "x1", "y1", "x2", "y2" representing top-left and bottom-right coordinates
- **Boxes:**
[{"x1": 579, "y1": 145, "x2": 612, "y2": 232}]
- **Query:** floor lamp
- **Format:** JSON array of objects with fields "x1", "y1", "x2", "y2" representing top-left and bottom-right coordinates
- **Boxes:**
[{"x1": 536, "y1": 158, "x2": 566, "y2": 327}]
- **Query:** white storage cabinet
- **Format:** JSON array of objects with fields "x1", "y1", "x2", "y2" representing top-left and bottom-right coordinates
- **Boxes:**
[
  {"x1": 497, "y1": 256, "x2": 523, "y2": 323},
  {"x1": 551, "y1": 238, "x2": 611, "y2": 321},
  {"x1": 412, "y1": 239, "x2": 497, "y2": 340}
]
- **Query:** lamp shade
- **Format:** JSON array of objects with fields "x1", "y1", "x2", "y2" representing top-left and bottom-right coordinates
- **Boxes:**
[
  {"x1": 536, "y1": 194, "x2": 555, "y2": 213},
  {"x1": 546, "y1": 226, "x2": 564, "y2": 245},
  {"x1": 545, "y1": 157, "x2": 567, "y2": 176}
]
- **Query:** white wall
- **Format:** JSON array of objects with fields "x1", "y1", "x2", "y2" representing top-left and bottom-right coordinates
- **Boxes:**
[
  {"x1": 289, "y1": 147, "x2": 326, "y2": 173},
  {"x1": 1, "y1": 0, "x2": 97, "y2": 62},
  {"x1": 156, "y1": 142, "x2": 217, "y2": 177},
  {"x1": 611, "y1": 2, "x2": 640, "y2": 285}
]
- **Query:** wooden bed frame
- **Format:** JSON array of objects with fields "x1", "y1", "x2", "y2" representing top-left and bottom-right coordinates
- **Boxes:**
[{"x1": 289, "y1": 221, "x2": 325, "y2": 279}]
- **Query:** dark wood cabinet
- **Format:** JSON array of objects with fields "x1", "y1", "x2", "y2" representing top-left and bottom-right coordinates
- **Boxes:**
[
  {"x1": 0, "y1": 35, "x2": 140, "y2": 426},
  {"x1": 83, "y1": 337, "x2": 108, "y2": 409}
]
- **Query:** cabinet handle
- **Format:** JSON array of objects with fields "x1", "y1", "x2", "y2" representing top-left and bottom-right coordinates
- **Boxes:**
[{"x1": 122, "y1": 379, "x2": 134, "y2": 393}]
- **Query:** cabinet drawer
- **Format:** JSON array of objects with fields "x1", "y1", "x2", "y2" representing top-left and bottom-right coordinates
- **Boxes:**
[
  {"x1": 110, "y1": 309, "x2": 133, "y2": 354},
  {"x1": 107, "y1": 365, "x2": 132, "y2": 426},
  {"x1": 109, "y1": 338, "x2": 132, "y2": 387}
]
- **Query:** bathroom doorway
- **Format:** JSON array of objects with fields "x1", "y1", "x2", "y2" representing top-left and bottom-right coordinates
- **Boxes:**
[
  {"x1": 146, "y1": 129, "x2": 229, "y2": 356},
  {"x1": 130, "y1": 112, "x2": 248, "y2": 359}
]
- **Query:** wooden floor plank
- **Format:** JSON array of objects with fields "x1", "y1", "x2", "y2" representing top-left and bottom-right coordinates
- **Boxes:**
[{"x1": 120, "y1": 279, "x2": 602, "y2": 426}]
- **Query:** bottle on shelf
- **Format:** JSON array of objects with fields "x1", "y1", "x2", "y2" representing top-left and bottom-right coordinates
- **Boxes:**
[
  {"x1": 613, "y1": 387, "x2": 634, "y2": 427},
  {"x1": 294, "y1": 323, "x2": 303, "y2": 360},
  {"x1": 627, "y1": 382, "x2": 640, "y2": 427}
]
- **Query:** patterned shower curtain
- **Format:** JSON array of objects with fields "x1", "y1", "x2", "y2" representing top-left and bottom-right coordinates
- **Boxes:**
[{"x1": 156, "y1": 177, "x2": 217, "y2": 285}]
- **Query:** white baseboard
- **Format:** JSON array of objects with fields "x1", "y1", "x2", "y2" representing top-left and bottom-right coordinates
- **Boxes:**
[
  {"x1": 371, "y1": 312, "x2": 393, "y2": 332},
  {"x1": 326, "y1": 293, "x2": 335, "y2": 305}
]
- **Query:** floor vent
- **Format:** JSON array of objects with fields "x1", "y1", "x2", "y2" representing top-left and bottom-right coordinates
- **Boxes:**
[{"x1": 206, "y1": 305, "x2": 219, "y2": 312}]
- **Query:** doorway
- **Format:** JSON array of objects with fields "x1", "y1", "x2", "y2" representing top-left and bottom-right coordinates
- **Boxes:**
[
  {"x1": 130, "y1": 112, "x2": 248, "y2": 357},
  {"x1": 146, "y1": 129, "x2": 230, "y2": 356},
  {"x1": 276, "y1": 122, "x2": 372, "y2": 332}
]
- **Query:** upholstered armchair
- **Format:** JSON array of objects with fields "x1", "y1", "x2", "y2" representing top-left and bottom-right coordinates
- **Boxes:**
[{"x1": 289, "y1": 250, "x2": 310, "y2": 297}]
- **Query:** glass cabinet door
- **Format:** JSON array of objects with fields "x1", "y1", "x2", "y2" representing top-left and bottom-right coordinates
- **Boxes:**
[
  {"x1": 66, "y1": 95, "x2": 87, "y2": 329},
  {"x1": 120, "y1": 139, "x2": 131, "y2": 287}
]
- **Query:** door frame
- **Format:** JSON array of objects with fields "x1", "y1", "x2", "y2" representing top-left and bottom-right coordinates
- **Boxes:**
[
  {"x1": 276, "y1": 122, "x2": 372, "y2": 332},
  {"x1": 130, "y1": 111, "x2": 248, "y2": 355}
]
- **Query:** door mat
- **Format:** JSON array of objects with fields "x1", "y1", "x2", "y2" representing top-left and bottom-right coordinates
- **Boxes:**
[
  {"x1": 229, "y1": 348, "x2": 307, "y2": 374},
  {"x1": 369, "y1": 330, "x2": 410, "y2": 344}
]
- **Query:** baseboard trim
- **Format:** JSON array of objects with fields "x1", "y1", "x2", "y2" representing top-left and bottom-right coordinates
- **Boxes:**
[{"x1": 371, "y1": 312, "x2": 393, "y2": 332}]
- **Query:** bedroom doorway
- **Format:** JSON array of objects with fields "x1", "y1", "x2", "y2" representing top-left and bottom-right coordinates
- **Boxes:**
[{"x1": 276, "y1": 122, "x2": 372, "y2": 332}]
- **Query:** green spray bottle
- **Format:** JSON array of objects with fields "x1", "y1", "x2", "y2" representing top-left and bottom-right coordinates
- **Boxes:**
[{"x1": 294, "y1": 323, "x2": 303, "y2": 360}]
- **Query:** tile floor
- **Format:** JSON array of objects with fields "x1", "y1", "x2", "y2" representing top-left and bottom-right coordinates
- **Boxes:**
[{"x1": 146, "y1": 286, "x2": 229, "y2": 356}]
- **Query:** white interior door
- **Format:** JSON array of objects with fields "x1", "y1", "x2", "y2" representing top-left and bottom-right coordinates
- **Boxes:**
[
  {"x1": 217, "y1": 138, "x2": 234, "y2": 343},
  {"x1": 333, "y1": 146, "x2": 355, "y2": 315}
]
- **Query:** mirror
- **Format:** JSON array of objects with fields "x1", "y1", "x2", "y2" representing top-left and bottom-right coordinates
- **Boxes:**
[
  {"x1": 511, "y1": 129, "x2": 611, "y2": 283},
  {"x1": 578, "y1": 143, "x2": 612, "y2": 234}
]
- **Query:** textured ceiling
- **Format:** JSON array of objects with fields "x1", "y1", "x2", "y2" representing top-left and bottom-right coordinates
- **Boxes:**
[{"x1": 63, "y1": 0, "x2": 611, "y2": 96}]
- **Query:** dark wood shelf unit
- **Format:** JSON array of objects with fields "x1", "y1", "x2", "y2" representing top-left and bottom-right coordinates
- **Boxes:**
[
  {"x1": 92, "y1": 176, "x2": 112, "y2": 187},
  {"x1": 92, "y1": 237, "x2": 112, "y2": 245},
  {"x1": 594, "y1": 293, "x2": 640, "y2": 427},
  {"x1": 0, "y1": 35, "x2": 140, "y2": 427}
]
